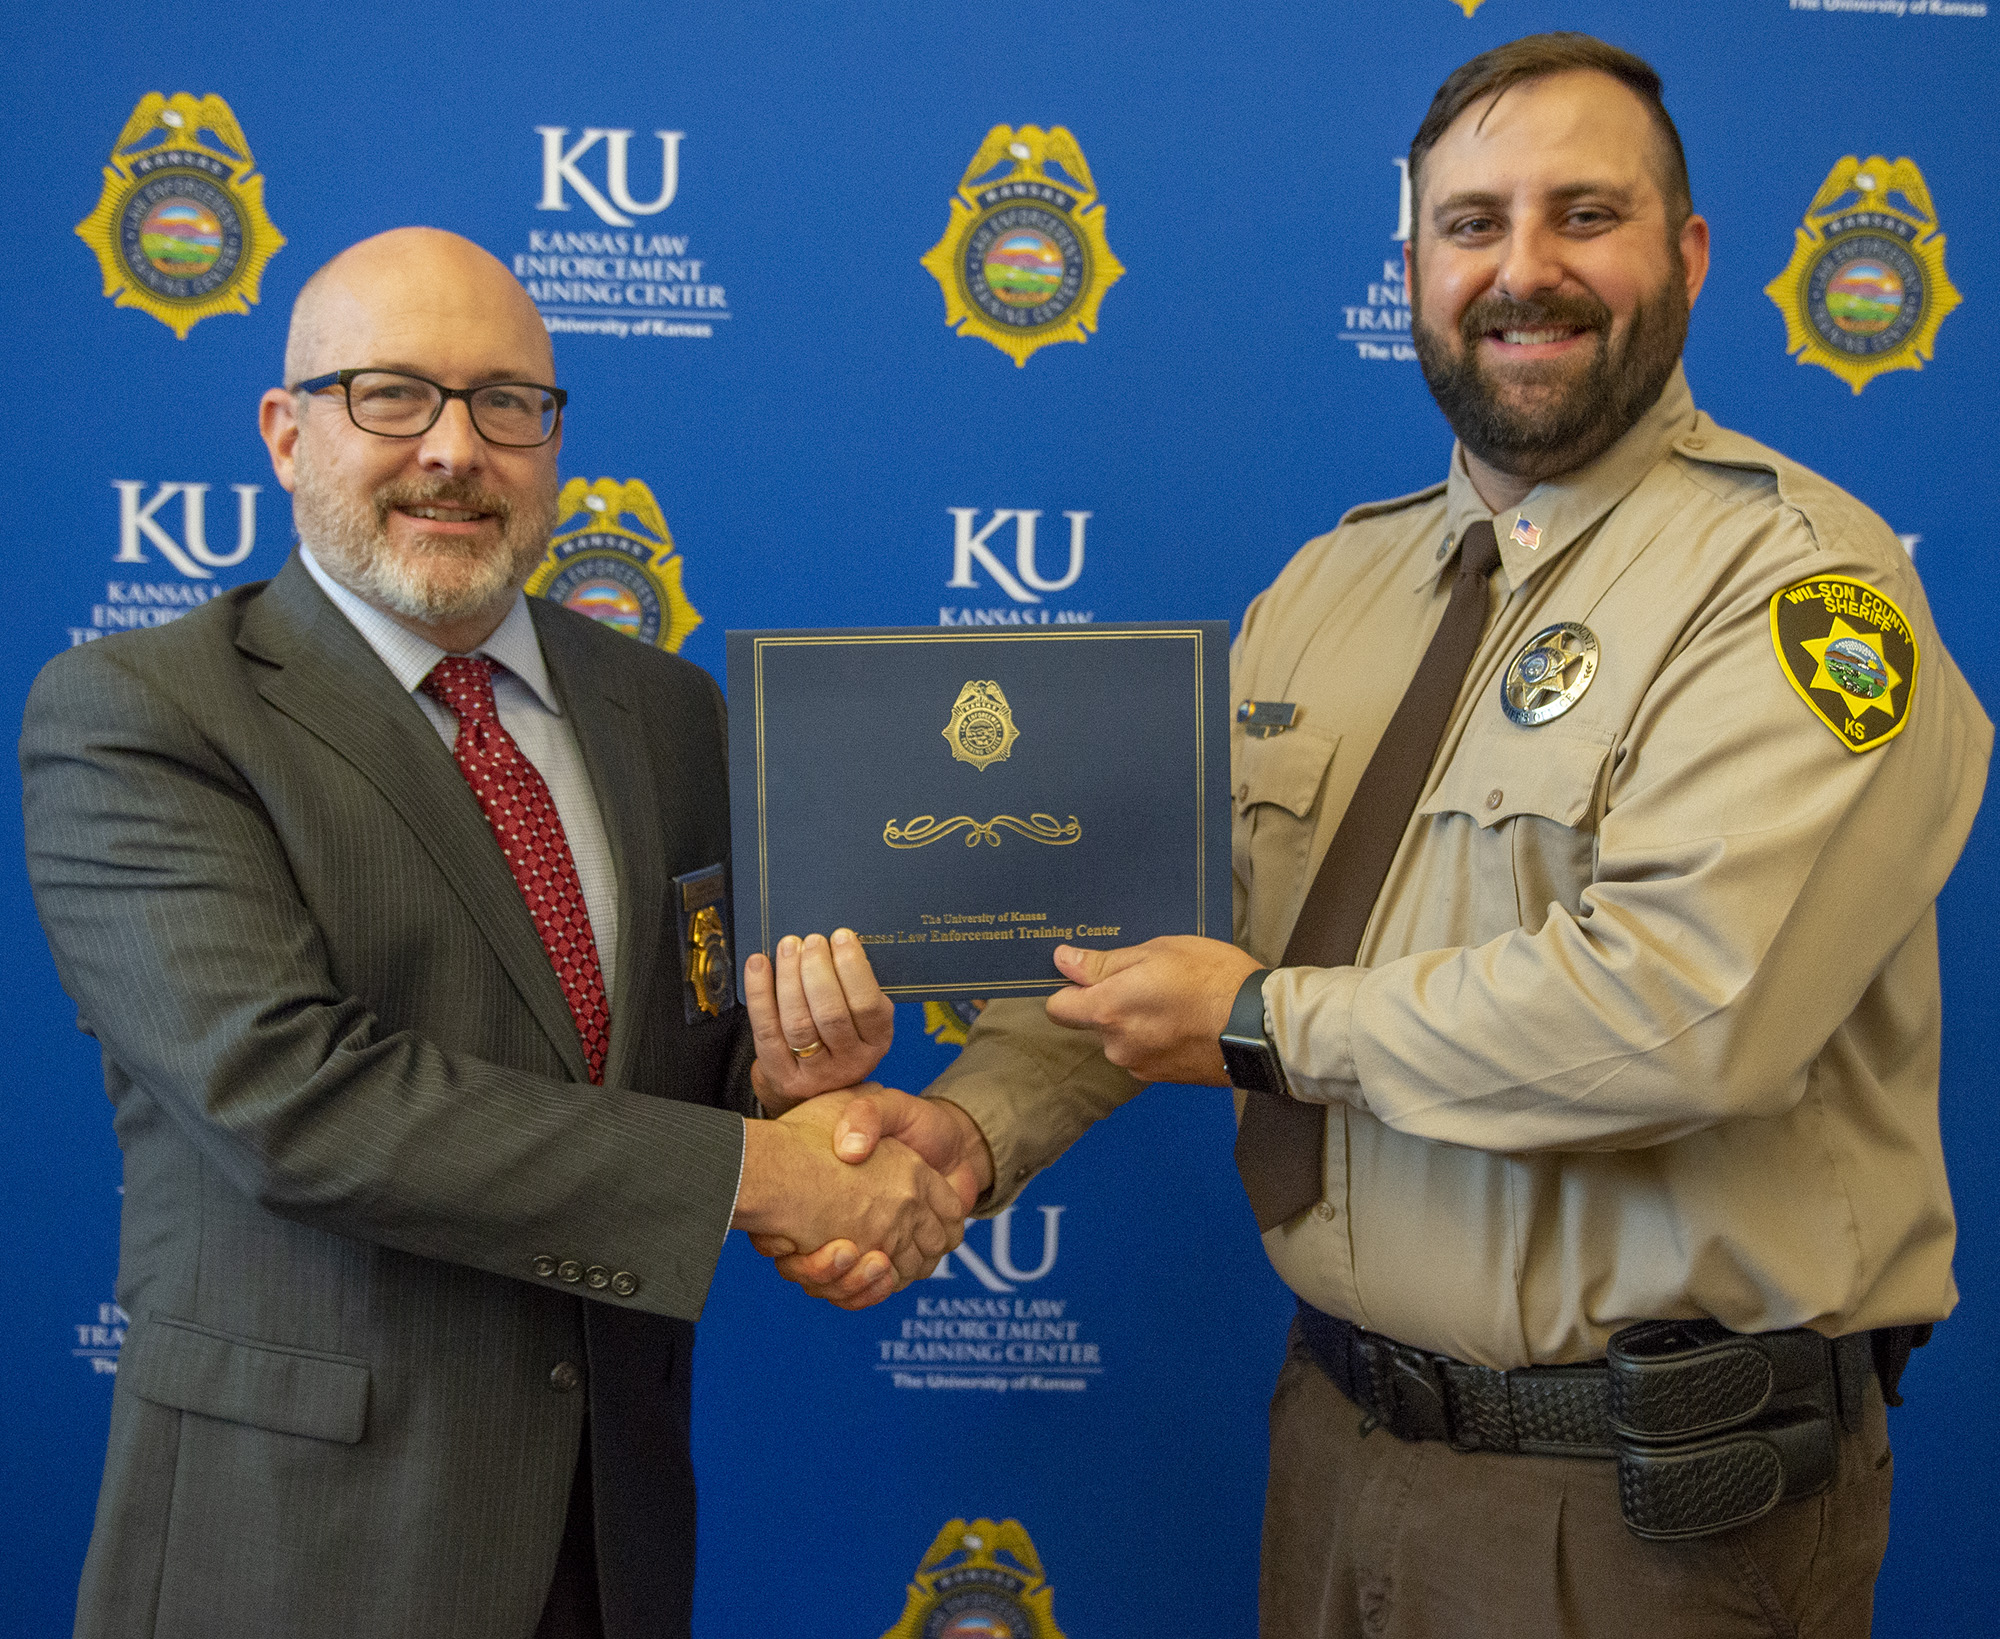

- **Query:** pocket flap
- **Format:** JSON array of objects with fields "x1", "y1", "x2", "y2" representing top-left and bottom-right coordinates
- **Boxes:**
[
  {"x1": 1235, "y1": 729, "x2": 1339, "y2": 817},
  {"x1": 1421, "y1": 733, "x2": 1611, "y2": 830},
  {"x1": 124, "y1": 1314, "x2": 371, "y2": 1444}
]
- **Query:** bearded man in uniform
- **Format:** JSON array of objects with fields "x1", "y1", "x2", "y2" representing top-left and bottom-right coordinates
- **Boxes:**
[{"x1": 758, "y1": 33, "x2": 1992, "y2": 1639}]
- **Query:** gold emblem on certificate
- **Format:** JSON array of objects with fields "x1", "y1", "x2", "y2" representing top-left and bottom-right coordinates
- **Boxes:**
[
  {"x1": 943, "y1": 680, "x2": 1021, "y2": 771},
  {"x1": 883, "y1": 813, "x2": 1080, "y2": 850}
]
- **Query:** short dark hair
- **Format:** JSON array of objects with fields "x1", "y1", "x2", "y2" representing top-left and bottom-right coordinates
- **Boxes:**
[{"x1": 1408, "y1": 34, "x2": 1692, "y2": 232}]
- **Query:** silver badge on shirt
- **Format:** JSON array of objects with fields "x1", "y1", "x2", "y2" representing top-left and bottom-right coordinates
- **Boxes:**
[{"x1": 1500, "y1": 622, "x2": 1600, "y2": 726}]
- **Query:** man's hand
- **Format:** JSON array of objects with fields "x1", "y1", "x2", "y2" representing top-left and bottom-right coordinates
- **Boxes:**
[
  {"x1": 745, "y1": 929, "x2": 893, "y2": 1115},
  {"x1": 1043, "y1": 935, "x2": 1261, "y2": 1084},
  {"x1": 753, "y1": 1088, "x2": 996, "y2": 1310},
  {"x1": 731, "y1": 1086, "x2": 964, "y2": 1289}
]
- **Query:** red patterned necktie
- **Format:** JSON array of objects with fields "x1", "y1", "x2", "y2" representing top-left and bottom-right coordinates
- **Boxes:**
[{"x1": 421, "y1": 655, "x2": 611, "y2": 1083}]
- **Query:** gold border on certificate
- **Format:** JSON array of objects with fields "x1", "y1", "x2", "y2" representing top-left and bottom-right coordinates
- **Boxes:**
[{"x1": 749, "y1": 628, "x2": 1210, "y2": 996}]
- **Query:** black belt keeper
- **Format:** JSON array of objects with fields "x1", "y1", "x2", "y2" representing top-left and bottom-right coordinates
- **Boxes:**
[{"x1": 1294, "y1": 1302, "x2": 1928, "y2": 1542}]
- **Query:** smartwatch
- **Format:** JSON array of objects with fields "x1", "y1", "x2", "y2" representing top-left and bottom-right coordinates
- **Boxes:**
[{"x1": 1218, "y1": 968, "x2": 1287, "y2": 1098}]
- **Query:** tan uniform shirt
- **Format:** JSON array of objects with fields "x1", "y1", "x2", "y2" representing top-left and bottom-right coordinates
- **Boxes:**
[{"x1": 931, "y1": 367, "x2": 1993, "y2": 1369}]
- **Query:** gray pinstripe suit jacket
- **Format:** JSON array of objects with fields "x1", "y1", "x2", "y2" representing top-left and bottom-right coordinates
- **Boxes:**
[{"x1": 22, "y1": 554, "x2": 757, "y2": 1639}]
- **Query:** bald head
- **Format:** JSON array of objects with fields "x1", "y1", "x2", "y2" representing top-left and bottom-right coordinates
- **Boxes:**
[
  {"x1": 283, "y1": 227, "x2": 554, "y2": 387},
  {"x1": 261, "y1": 226, "x2": 563, "y2": 653}
]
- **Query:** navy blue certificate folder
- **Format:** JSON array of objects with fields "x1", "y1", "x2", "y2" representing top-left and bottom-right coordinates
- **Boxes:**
[{"x1": 727, "y1": 623, "x2": 1231, "y2": 1000}]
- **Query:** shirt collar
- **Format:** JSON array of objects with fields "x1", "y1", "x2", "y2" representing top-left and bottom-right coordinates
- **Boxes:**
[
  {"x1": 1422, "y1": 363, "x2": 1700, "y2": 591},
  {"x1": 298, "y1": 546, "x2": 562, "y2": 713}
]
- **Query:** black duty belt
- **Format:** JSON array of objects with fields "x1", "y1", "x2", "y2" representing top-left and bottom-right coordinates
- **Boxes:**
[{"x1": 1296, "y1": 1301, "x2": 1929, "y2": 1541}]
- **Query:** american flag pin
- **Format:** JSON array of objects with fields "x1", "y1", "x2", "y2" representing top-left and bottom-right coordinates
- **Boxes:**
[{"x1": 1512, "y1": 516, "x2": 1542, "y2": 550}]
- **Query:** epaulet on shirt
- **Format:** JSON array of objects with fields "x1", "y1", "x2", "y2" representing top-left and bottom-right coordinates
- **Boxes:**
[
  {"x1": 1669, "y1": 412, "x2": 1901, "y2": 569},
  {"x1": 1336, "y1": 479, "x2": 1448, "y2": 529},
  {"x1": 1678, "y1": 413, "x2": 1926, "y2": 755}
]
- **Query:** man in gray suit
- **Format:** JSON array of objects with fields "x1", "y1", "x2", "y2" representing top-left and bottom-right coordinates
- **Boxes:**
[{"x1": 22, "y1": 228, "x2": 960, "y2": 1639}]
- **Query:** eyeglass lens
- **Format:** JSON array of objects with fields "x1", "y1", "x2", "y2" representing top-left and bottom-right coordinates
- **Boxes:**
[{"x1": 345, "y1": 371, "x2": 559, "y2": 445}]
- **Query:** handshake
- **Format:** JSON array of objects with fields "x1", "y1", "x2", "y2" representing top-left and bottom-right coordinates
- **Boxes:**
[{"x1": 727, "y1": 928, "x2": 996, "y2": 1310}]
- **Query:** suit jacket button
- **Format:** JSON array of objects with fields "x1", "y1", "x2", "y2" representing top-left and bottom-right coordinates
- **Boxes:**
[
  {"x1": 557, "y1": 1260, "x2": 583, "y2": 1283},
  {"x1": 584, "y1": 1265, "x2": 610, "y2": 1290},
  {"x1": 610, "y1": 1271, "x2": 638, "y2": 1297},
  {"x1": 549, "y1": 1361, "x2": 583, "y2": 1392},
  {"x1": 532, "y1": 1255, "x2": 558, "y2": 1278}
]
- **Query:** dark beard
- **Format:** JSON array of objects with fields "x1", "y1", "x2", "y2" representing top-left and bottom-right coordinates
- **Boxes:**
[{"x1": 1410, "y1": 265, "x2": 1688, "y2": 484}]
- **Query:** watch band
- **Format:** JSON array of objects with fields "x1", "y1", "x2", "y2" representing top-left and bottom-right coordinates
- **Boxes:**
[{"x1": 1219, "y1": 967, "x2": 1287, "y2": 1099}]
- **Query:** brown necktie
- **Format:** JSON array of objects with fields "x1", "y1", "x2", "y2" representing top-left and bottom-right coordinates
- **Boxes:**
[{"x1": 1234, "y1": 518, "x2": 1503, "y2": 1229}]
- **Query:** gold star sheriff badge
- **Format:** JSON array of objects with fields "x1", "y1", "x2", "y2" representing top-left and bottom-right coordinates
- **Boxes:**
[
  {"x1": 76, "y1": 93, "x2": 285, "y2": 339},
  {"x1": 527, "y1": 477, "x2": 703, "y2": 653},
  {"x1": 1769, "y1": 576, "x2": 1919, "y2": 753},
  {"x1": 879, "y1": 1518, "x2": 1068, "y2": 1639},
  {"x1": 1765, "y1": 156, "x2": 1960, "y2": 394},
  {"x1": 922, "y1": 125, "x2": 1124, "y2": 366}
]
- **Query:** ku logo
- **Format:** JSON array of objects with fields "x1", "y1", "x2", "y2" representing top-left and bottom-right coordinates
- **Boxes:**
[
  {"x1": 948, "y1": 508, "x2": 1088, "y2": 603},
  {"x1": 928, "y1": 1203, "x2": 1063, "y2": 1293},
  {"x1": 536, "y1": 126, "x2": 684, "y2": 226},
  {"x1": 113, "y1": 481, "x2": 260, "y2": 577}
]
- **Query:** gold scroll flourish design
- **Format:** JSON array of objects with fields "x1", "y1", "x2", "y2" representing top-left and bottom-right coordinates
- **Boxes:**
[{"x1": 883, "y1": 813, "x2": 1082, "y2": 850}]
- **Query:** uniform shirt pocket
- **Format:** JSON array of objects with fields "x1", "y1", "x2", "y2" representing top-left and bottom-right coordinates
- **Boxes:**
[
  {"x1": 123, "y1": 1313, "x2": 371, "y2": 1444},
  {"x1": 1234, "y1": 729, "x2": 1340, "y2": 959},
  {"x1": 1420, "y1": 732, "x2": 1611, "y2": 934}
]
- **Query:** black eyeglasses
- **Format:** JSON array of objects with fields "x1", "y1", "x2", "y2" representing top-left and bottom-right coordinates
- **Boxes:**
[{"x1": 291, "y1": 369, "x2": 567, "y2": 448}]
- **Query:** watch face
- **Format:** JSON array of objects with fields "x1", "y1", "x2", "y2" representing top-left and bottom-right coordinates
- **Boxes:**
[{"x1": 1221, "y1": 1034, "x2": 1285, "y2": 1099}]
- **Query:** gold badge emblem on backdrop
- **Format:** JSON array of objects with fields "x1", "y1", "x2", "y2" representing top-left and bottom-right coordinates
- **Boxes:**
[
  {"x1": 526, "y1": 477, "x2": 702, "y2": 652},
  {"x1": 75, "y1": 93, "x2": 285, "y2": 339},
  {"x1": 1449, "y1": 0, "x2": 1492, "y2": 14},
  {"x1": 1765, "y1": 157, "x2": 1961, "y2": 394},
  {"x1": 921, "y1": 125, "x2": 1124, "y2": 367},
  {"x1": 924, "y1": 997, "x2": 986, "y2": 1049},
  {"x1": 1769, "y1": 576, "x2": 1919, "y2": 753},
  {"x1": 879, "y1": 1518, "x2": 1069, "y2": 1639}
]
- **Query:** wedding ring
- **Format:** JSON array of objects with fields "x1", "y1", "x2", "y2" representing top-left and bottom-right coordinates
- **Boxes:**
[{"x1": 791, "y1": 1039, "x2": 825, "y2": 1059}]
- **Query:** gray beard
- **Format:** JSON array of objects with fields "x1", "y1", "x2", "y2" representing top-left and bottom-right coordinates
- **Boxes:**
[{"x1": 290, "y1": 450, "x2": 557, "y2": 628}]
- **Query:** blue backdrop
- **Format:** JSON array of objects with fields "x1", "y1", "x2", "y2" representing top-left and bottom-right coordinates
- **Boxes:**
[{"x1": 4, "y1": 2, "x2": 1994, "y2": 1633}]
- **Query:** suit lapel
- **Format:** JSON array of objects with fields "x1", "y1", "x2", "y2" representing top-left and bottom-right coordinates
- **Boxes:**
[
  {"x1": 533, "y1": 599, "x2": 666, "y2": 1094},
  {"x1": 238, "y1": 557, "x2": 591, "y2": 1083}
]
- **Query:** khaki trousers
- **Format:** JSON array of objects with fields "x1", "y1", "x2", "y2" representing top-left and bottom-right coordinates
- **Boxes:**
[{"x1": 1261, "y1": 1328, "x2": 1894, "y2": 1639}]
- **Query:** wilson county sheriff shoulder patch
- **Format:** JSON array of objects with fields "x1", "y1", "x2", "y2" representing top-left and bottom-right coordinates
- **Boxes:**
[{"x1": 1769, "y1": 575, "x2": 1919, "y2": 753}]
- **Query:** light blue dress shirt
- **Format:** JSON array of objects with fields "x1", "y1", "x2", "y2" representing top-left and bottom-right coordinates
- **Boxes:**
[{"x1": 300, "y1": 547, "x2": 621, "y2": 1004}]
